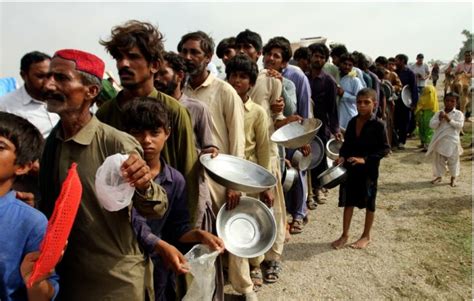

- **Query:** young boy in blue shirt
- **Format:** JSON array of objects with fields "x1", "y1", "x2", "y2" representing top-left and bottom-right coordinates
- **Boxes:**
[
  {"x1": 122, "y1": 98, "x2": 224, "y2": 301},
  {"x1": 0, "y1": 112, "x2": 59, "y2": 301},
  {"x1": 332, "y1": 88, "x2": 390, "y2": 250}
]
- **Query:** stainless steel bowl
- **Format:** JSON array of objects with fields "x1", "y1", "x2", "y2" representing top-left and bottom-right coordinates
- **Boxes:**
[
  {"x1": 270, "y1": 118, "x2": 322, "y2": 149},
  {"x1": 200, "y1": 154, "x2": 276, "y2": 194},
  {"x1": 317, "y1": 163, "x2": 348, "y2": 189},
  {"x1": 308, "y1": 136, "x2": 325, "y2": 170},
  {"x1": 282, "y1": 166, "x2": 298, "y2": 192},
  {"x1": 291, "y1": 150, "x2": 312, "y2": 171},
  {"x1": 401, "y1": 85, "x2": 412, "y2": 108},
  {"x1": 216, "y1": 196, "x2": 276, "y2": 258},
  {"x1": 325, "y1": 138, "x2": 343, "y2": 161}
]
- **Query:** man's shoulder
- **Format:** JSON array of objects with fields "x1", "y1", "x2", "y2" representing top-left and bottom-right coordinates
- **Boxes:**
[
  {"x1": 95, "y1": 98, "x2": 118, "y2": 119},
  {"x1": 0, "y1": 87, "x2": 22, "y2": 107},
  {"x1": 95, "y1": 119, "x2": 139, "y2": 147},
  {"x1": 3, "y1": 194, "x2": 48, "y2": 226}
]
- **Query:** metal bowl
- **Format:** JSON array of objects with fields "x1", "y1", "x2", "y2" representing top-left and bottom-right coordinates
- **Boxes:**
[
  {"x1": 291, "y1": 150, "x2": 312, "y2": 171},
  {"x1": 216, "y1": 196, "x2": 277, "y2": 258},
  {"x1": 308, "y1": 136, "x2": 325, "y2": 170},
  {"x1": 317, "y1": 163, "x2": 348, "y2": 189},
  {"x1": 401, "y1": 85, "x2": 412, "y2": 108},
  {"x1": 270, "y1": 118, "x2": 322, "y2": 149},
  {"x1": 200, "y1": 154, "x2": 276, "y2": 194},
  {"x1": 325, "y1": 138, "x2": 343, "y2": 161},
  {"x1": 282, "y1": 165, "x2": 298, "y2": 192}
]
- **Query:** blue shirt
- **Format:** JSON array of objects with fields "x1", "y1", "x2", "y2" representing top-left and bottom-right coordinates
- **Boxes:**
[
  {"x1": 339, "y1": 73, "x2": 365, "y2": 129},
  {"x1": 0, "y1": 191, "x2": 59, "y2": 301},
  {"x1": 282, "y1": 65, "x2": 311, "y2": 119}
]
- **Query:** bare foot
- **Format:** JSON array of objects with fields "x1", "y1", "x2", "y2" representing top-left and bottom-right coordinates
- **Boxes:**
[
  {"x1": 331, "y1": 236, "x2": 348, "y2": 249},
  {"x1": 431, "y1": 177, "x2": 442, "y2": 184},
  {"x1": 350, "y1": 237, "x2": 371, "y2": 249},
  {"x1": 450, "y1": 177, "x2": 457, "y2": 187}
]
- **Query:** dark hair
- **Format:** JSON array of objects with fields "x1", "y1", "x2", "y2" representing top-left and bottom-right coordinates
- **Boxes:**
[
  {"x1": 177, "y1": 31, "x2": 215, "y2": 57},
  {"x1": 395, "y1": 54, "x2": 408, "y2": 64},
  {"x1": 294, "y1": 47, "x2": 311, "y2": 61},
  {"x1": 357, "y1": 88, "x2": 377, "y2": 102},
  {"x1": 308, "y1": 43, "x2": 330, "y2": 60},
  {"x1": 444, "y1": 92, "x2": 459, "y2": 102},
  {"x1": 340, "y1": 53, "x2": 356, "y2": 64},
  {"x1": 100, "y1": 20, "x2": 164, "y2": 63},
  {"x1": 262, "y1": 36, "x2": 292, "y2": 62},
  {"x1": 352, "y1": 51, "x2": 370, "y2": 69},
  {"x1": 225, "y1": 54, "x2": 258, "y2": 85},
  {"x1": 373, "y1": 66, "x2": 386, "y2": 81},
  {"x1": 122, "y1": 97, "x2": 169, "y2": 132},
  {"x1": 235, "y1": 29, "x2": 263, "y2": 52},
  {"x1": 0, "y1": 112, "x2": 44, "y2": 165},
  {"x1": 330, "y1": 44, "x2": 348, "y2": 58},
  {"x1": 375, "y1": 56, "x2": 388, "y2": 67},
  {"x1": 20, "y1": 51, "x2": 51, "y2": 73},
  {"x1": 216, "y1": 37, "x2": 236, "y2": 59},
  {"x1": 388, "y1": 57, "x2": 396, "y2": 63},
  {"x1": 163, "y1": 51, "x2": 186, "y2": 73}
]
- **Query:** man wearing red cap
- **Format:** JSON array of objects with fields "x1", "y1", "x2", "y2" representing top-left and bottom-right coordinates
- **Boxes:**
[{"x1": 38, "y1": 48, "x2": 168, "y2": 301}]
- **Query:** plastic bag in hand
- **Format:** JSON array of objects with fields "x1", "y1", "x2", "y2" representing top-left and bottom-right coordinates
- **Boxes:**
[
  {"x1": 95, "y1": 153, "x2": 135, "y2": 211},
  {"x1": 182, "y1": 244, "x2": 220, "y2": 301}
]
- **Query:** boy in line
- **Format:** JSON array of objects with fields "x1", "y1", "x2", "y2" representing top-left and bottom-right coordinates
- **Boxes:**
[
  {"x1": 226, "y1": 54, "x2": 273, "y2": 300},
  {"x1": 332, "y1": 88, "x2": 390, "y2": 250},
  {"x1": 0, "y1": 112, "x2": 59, "y2": 301},
  {"x1": 122, "y1": 97, "x2": 224, "y2": 301},
  {"x1": 426, "y1": 92, "x2": 465, "y2": 187}
]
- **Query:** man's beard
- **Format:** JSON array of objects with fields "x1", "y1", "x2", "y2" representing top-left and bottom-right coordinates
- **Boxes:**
[{"x1": 155, "y1": 80, "x2": 178, "y2": 97}]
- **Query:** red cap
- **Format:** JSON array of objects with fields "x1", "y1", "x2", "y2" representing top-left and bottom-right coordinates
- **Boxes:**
[{"x1": 54, "y1": 49, "x2": 104, "y2": 79}]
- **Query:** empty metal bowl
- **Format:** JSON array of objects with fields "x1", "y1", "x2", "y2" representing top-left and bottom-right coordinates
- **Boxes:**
[
  {"x1": 308, "y1": 136, "x2": 325, "y2": 170},
  {"x1": 270, "y1": 118, "x2": 322, "y2": 149},
  {"x1": 326, "y1": 138, "x2": 343, "y2": 161},
  {"x1": 200, "y1": 154, "x2": 276, "y2": 194},
  {"x1": 291, "y1": 149, "x2": 312, "y2": 171},
  {"x1": 216, "y1": 196, "x2": 276, "y2": 258},
  {"x1": 282, "y1": 165, "x2": 298, "y2": 192},
  {"x1": 401, "y1": 85, "x2": 412, "y2": 108},
  {"x1": 317, "y1": 163, "x2": 348, "y2": 189}
]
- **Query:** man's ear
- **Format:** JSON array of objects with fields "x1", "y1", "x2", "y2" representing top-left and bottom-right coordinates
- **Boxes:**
[
  {"x1": 86, "y1": 84, "x2": 100, "y2": 101},
  {"x1": 14, "y1": 162, "x2": 33, "y2": 177},
  {"x1": 20, "y1": 70, "x2": 26, "y2": 81},
  {"x1": 177, "y1": 70, "x2": 186, "y2": 84},
  {"x1": 150, "y1": 60, "x2": 160, "y2": 74}
]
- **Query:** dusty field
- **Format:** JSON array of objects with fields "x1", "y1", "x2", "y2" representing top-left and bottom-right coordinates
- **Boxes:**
[{"x1": 225, "y1": 79, "x2": 473, "y2": 300}]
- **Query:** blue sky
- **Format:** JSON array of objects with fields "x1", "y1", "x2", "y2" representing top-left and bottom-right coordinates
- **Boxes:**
[{"x1": 0, "y1": 1, "x2": 472, "y2": 82}]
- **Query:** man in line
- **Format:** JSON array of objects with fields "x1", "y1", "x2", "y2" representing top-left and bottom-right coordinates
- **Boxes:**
[
  {"x1": 410, "y1": 53, "x2": 430, "y2": 94},
  {"x1": 96, "y1": 20, "x2": 199, "y2": 220},
  {"x1": 38, "y1": 49, "x2": 168, "y2": 300},
  {"x1": 0, "y1": 51, "x2": 59, "y2": 138}
]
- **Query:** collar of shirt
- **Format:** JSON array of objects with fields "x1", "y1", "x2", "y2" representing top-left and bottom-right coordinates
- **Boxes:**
[
  {"x1": 155, "y1": 158, "x2": 173, "y2": 185},
  {"x1": 55, "y1": 115, "x2": 99, "y2": 145},
  {"x1": 185, "y1": 72, "x2": 216, "y2": 91},
  {"x1": 243, "y1": 97, "x2": 255, "y2": 112}
]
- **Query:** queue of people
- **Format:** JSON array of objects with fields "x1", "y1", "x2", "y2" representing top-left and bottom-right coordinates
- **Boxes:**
[{"x1": 0, "y1": 20, "x2": 468, "y2": 301}]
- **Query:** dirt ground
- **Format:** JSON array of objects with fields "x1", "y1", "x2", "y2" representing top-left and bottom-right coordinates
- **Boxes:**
[{"x1": 224, "y1": 79, "x2": 473, "y2": 300}]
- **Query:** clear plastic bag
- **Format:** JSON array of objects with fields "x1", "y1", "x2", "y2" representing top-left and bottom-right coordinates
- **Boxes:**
[
  {"x1": 182, "y1": 244, "x2": 220, "y2": 301},
  {"x1": 95, "y1": 153, "x2": 135, "y2": 211}
]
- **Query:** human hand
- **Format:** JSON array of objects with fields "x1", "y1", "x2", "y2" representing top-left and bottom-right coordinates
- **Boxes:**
[
  {"x1": 334, "y1": 132, "x2": 344, "y2": 141},
  {"x1": 266, "y1": 69, "x2": 283, "y2": 81},
  {"x1": 21, "y1": 252, "x2": 52, "y2": 287},
  {"x1": 201, "y1": 146, "x2": 219, "y2": 158},
  {"x1": 300, "y1": 144, "x2": 311, "y2": 157},
  {"x1": 347, "y1": 157, "x2": 365, "y2": 165},
  {"x1": 155, "y1": 240, "x2": 190, "y2": 275},
  {"x1": 226, "y1": 188, "x2": 241, "y2": 210},
  {"x1": 260, "y1": 189, "x2": 274, "y2": 208},
  {"x1": 121, "y1": 152, "x2": 152, "y2": 192},
  {"x1": 270, "y1": 97, "x2": 285, "y2": 114},
  {"x1": 439, "y1": 111, "x2": 446, "y2": 121},
  {"x1": 334, "y1": 157, "x2": 345, "y2": 166},
  {"x1": 337, "y1": 86, "x2": 344, "y2": 97},
  {"x1": 284, "y1": 158, "x2": 292, "y2": 168},
  {"x1": 16, "y1": 191, "x2": 35, "y2": 207},
  {"x1": 198, "y1": 230, "x2": 225, "y2": 253}
]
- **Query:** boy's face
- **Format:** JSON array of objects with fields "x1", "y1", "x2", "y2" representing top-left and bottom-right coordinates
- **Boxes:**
[
  {"x1": 263, "y1": 48, "x2": 286, "y2": 71},
  {"x1": 228, "y1": 71, "x2": 252, "y2": 99},
  {"x1": 356, "y1": 95, "x2": 376, "y2": 117},
  {"x1": 129, "y1": 128, "x2": 170, "y2": 163},
  {"x1": 235, "y1": 42, "x2": 261, "y2": 63},
  {"x1": 444, "y1": 96, "x2": 457, "y2": 111},
  {"x1": 0, "y1": 136, "x2": 30, "y2": 185},
  {"x1": 222, "y1": 48, "x2": 236, "y2": 66}
]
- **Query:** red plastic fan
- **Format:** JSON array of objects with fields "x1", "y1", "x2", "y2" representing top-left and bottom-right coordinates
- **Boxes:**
[{"x1": 27, "y1": 163, "x2": 82, "y2": 288}]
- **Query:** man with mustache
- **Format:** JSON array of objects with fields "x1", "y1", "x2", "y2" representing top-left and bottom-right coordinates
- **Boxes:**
[
  {"x1": 96, "y1": 20, "x2": 200, "y2": 222},
  {"x1": 38, "y1": 49, "x2": 168, "y2": 300}
]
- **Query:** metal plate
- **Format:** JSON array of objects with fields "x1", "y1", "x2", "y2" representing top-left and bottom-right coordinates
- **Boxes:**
[
  {"x1": 325, "y1": 137, "x2": 343, "y2": 161},
  {"x1": 200, "y1": 154, "x2": 276, "y2": 194},
  {"x1": 401, "y1": 85, "x2": 412, "y2": 108},
  {"x1": 216, "y1": 197, "x2": 276, "y2": 258},
  {"x1": 308, "y1": 136, "x2": 325, "y2": 170},
  {"x1": 270, "y1": 118, "x2": 322, "y2": 149}
]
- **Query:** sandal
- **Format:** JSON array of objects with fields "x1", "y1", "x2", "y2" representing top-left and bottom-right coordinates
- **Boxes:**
[
  {"x1": 250, "y1": 267, "x2": 263, "y2": 291},
  {"x1": 290, "y1": 219, "x2": 304, "y2": 234},
  {"x1": 263, "y1": 260, "x2": 282, "y2": 283}
]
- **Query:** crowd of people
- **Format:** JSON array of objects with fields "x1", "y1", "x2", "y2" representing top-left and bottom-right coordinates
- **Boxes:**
[{"x1": 0, "y1": 20, "x2": 471, "y2": 301}]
